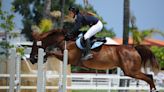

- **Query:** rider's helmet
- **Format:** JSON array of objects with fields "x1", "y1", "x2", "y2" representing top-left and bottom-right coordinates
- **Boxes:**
[{"x1": 68, "y1": 6, "x2": 79, "y2": 15}]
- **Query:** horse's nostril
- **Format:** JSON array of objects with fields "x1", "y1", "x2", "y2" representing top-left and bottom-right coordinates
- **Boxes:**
[
  {"x1": 29, "y1": 58, "x2": 37, "y2": 64},
  {"x1": 34, "y1": 55, "x2": 38, "y2": 59},
  {"x1": 44, "y1": 58, "x2": 47, "y2": 63}
]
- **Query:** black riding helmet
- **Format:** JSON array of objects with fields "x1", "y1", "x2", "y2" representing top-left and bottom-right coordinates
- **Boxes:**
[{"x1": 68, "y1": 6, "x2": 79, "y2": 15}]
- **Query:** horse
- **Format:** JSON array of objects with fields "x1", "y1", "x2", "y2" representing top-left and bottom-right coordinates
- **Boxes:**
[{"x1": 30, "y1": 29, "x2": 159, "y2": 91}]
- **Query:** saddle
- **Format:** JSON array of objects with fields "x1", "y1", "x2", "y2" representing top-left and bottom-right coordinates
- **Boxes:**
[{"x1": 76, "y1": 33, "x2": 107, "y2": 50}]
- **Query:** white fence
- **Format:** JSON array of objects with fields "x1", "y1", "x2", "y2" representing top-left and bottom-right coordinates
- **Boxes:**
[
  {"x1": 0, "y1": 73, "x2": 164, "y2": 91},
  {"x1": 1, "y1": 47, "x2": 164, "y2": 92}
]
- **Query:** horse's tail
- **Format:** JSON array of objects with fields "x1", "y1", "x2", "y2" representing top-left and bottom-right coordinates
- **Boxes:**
[{"x1": 135, "y1": 45, "x2": 159, "y2": 74}]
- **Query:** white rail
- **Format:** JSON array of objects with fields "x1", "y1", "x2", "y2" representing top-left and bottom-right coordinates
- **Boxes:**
[{"x1": 0, "y1": 74, "x2": 164, "y2": 90}]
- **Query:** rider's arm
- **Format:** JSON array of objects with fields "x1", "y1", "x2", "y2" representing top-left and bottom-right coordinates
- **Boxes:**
[{"x1": 69, "y1": 15, "x2": 82, "y2": 35}]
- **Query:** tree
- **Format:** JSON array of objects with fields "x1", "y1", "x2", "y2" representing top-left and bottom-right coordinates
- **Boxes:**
[
  {"x1": 12, "y1": 0, "x2": 115, "y2": 40},
  {"x1": 81, "y1": 0, "x2": 115, "y2": 38},
  {"x1": 130, "y1": 28, "x2": 163, "y2": 45},
  {"x1": 130, "y1": 12, "x2": 164, "y2": 45},
  {"x1": 123, "y1": 0, "x2": 130, "y2": 45},
  {"x1": 43, "y1": 0, "x2": 51, "y2": 18},
  {"x1": 129, "y1": 11, "x2": 164, "y2": 70},
  {"x1": 120, "y1": 1, "x2": 130, "y2": 91},
  {"x1": 0, "y1": 1, "x2": 15, "y2": 57},
  {"x1": 60, "y1": 0, "x2": 65, "y2": 28},
  {"x1": 83, "y1": 0, "x2": 89, "y2": 10},
  {"x1": 151, "y1": 46, "x2": 164, "y2": 69},
  {"x1": 12, "y1": 0, "x2": 76, "y2": 40}
]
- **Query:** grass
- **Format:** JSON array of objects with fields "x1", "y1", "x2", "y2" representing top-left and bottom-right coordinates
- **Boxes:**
[
  {"x1": 72, "y1": 90, "x2": 109, "y2": 92},
  {"x1": 72, "y1": 90, "x2": 163, "y2": 92}
]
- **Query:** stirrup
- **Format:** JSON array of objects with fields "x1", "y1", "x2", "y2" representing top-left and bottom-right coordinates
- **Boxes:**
[{"x1": 81, "y1": 53, "x2": 93, "y2": 60}]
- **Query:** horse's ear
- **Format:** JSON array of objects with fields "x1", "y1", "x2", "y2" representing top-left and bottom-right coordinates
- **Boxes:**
[
  {"x1": 31, "y1": 31, "x2": 43, "y2": 41},
  {"x1": 31, "y1": 31, "x2": 38, "y2": 39}
]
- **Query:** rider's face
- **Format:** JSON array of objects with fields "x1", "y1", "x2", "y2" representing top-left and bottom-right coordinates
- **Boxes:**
[{"x1": 68, "y1": 11, "x2": 75, "y2": 18}]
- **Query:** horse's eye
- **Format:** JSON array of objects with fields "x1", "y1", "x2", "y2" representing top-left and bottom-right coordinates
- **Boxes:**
[{"x1": 34, "y1": 55, "x2": 38, "y2": 59}]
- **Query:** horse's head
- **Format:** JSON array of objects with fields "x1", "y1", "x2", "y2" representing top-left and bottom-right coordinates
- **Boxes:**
[
  {"x1": 29, "y1": 40, "x2": 39, "y2": 64},
  {"x1": 29, "y1": 29, "x2": 67, "y2": 64}
]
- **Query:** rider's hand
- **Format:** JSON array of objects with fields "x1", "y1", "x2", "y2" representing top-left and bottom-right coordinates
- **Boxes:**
[
  {"x1": 65, "y1": 34, "x2": 69, "y2": 41},
  {"x1": 65, "y1": 33, "x2": 73, "y2": 41}
]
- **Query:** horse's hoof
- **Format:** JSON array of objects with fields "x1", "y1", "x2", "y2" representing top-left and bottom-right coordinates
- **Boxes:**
[{"x1": 150, "y1": 88, "x2": 159, "y2": 92}]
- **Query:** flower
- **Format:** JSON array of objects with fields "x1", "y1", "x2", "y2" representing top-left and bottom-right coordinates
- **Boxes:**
[{"x1": 39, "y1": 19, "x2": 53, "y2": 33}]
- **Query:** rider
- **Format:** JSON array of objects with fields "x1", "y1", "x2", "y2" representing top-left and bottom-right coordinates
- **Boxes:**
[{"x1": 67, "y1": 6, "x2": 103, "y2": 60}]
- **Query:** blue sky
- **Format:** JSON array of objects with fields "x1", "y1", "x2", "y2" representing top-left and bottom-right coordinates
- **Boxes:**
[
  {"x1": 1, "y1": 0, "x2": 164, "y2": 40},
  {"x1": 76, "y1": 0, "x2": 164, "y2": 40}
]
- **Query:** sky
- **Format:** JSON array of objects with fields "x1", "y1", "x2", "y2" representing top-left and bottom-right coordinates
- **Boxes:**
[
  {"x1": 1, "y1": 0, "x2": 164, "y2": 40},
  {"x1": 76, "y1": 0, "x2": 164, "y2": 40}
]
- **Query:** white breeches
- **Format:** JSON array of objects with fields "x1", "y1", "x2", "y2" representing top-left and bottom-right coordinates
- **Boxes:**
[{"x1": 84, "y1": 20, "x2": 103, "y2": 40}]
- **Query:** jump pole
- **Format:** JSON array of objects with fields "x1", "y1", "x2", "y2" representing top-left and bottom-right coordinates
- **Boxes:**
[
  {"x1": 15, "y1": 51, "x2": 21, "y2": 92},
  {"x1": 37, "y1": 48, "x2": 46, "y2": 92},
  {"x1": 9, "y1": 48, "x2": 16, "y2": 92},
  {"x1": 9, "y1": 48, "x2": 21, "y2": 92},
  {"x1": 61, "y1": 41, "x2": 68, "y2": 92}
]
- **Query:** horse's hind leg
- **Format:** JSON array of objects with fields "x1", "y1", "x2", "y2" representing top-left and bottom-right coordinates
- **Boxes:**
[
  {"x1": 146, "y1": 74, "x2": 153, "y2": 81},
  {"x1": 131, "y1": 72, "x2": 156, "y2": 91},
  {"x1": 121, "y1": 65, "x2": 156, "y2": 91}
]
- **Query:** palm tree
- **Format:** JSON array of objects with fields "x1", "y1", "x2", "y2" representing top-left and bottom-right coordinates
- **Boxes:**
[
  {"x1": 43, "y1": 0, "x2": 51, "y2": 18},
  {"x1": 123, "y1": 0, "x2": 130, "y2": 45},
  {"x1": 83, "y1": 0, "x2": 89, "y2": 9},
  {"x1": 131, "y1": 28, "x2": 163, "y2": 45},
  {"x1": 120, "y1": 0, "x2": 130, "y2": 92},
  {"x1": 60, "y1": 0, "x2": 65, "y2": 28},
  {"x1": 130, "y1": 12, "x2": 164, "y2": 45}
]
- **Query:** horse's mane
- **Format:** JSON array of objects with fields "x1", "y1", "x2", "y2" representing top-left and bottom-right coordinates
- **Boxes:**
[{"x1": 32, "y1": 29, "x2": 67, "y2": 41}]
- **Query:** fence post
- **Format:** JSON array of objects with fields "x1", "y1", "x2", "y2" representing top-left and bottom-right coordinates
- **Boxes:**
[
  {"x1": 62, "y1": 41, "x2": 68, "y2": 92},
  {"x1": 37, "y1": 48, "x2": 46, "y2": 92},
  {"x1": 15, "y1": 53, "x2": 21, "y2": 92},
  {"x1": 9, "y1": 48, "x2": 16, "y2": 92}
]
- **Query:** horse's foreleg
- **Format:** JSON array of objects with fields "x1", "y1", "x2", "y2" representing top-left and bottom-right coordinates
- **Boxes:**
[{"x1": 45, "y1": 51, "x2": 63, "y2": 60}]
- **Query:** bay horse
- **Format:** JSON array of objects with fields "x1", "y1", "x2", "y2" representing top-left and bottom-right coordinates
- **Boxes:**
[{"x1": 30, "y1": 29, "x2": 159, "y2": 91}]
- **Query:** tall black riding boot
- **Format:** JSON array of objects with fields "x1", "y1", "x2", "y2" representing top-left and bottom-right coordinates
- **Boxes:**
[{"x1": 81, "y1": 38, "x2": 93, "y2": 60}]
